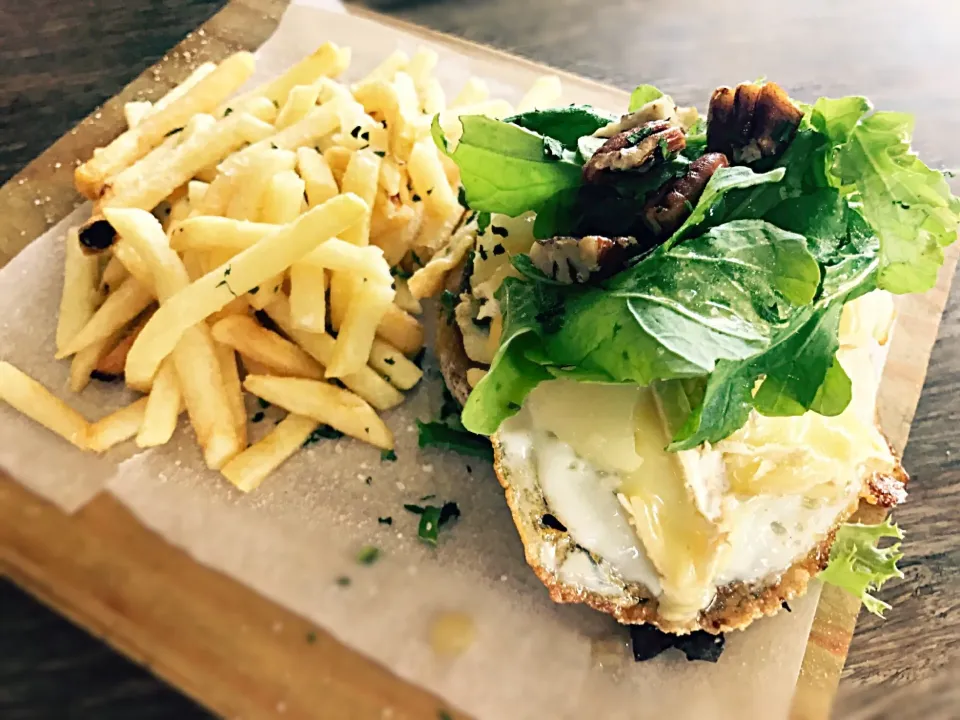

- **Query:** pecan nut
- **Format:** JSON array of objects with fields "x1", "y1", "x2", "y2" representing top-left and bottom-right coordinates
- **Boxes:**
[
  {"x1": 529, "y1": 235, "x2": 639, "y2": 284},
  {"x1": 644, "y1": 152, "x2": 730, "y2": 237},
  {"x1": 707, "y1": 81, "x2": 802, "y2": 163},
  {"x1": 582, "y1": 121, "x2": 686, "y2": 183}
]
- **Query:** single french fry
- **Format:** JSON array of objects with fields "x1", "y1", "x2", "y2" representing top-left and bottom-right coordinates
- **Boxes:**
[
  {"x1": 322, "y1": 145, "x2": 351, "y2": 184},
  {"x1": 136, "y1": 357, "x2": 182, "y2": 447},
  {"x1": 377, "y1": 304, "x2": 424, "y2": 356},
  {"x1": 240, "y1": 356, "x2": 277, "y2": 377},
  {"x1": 414, "y1": 204, "x2": 464, "y2": 254},
  {"x1": 94, "y1": 308, "x2": 155, "y2": 378},
  {"x1": 337, "y1": 148, "x2": 381, "y2": 246},
  {"x1": 124, "y1": 101, "x2": 153, "y2": 129},
  {"x1": 260, "y1": 169, "x2": 305, "y2": 224},
  {"x1": 288, "y1": 262, "x2": 327, "y2": 332},
  {"x1": 328, "y1": 271, "x2": 356, "y2": 332},
  {"x1": 214, "y1": 342, "x2": 247, "y2": 450},
  {"x1": 420, "y1": 78, "x2": 446, "y2": 116},
  {"x1": 187, "y1": 180, "x2": 209, "y2": 207},
  {"x1": 276, "y1": 84, "x2": 323, "y2": 130},
  {"x1": 83, "y1": 112, "x2": 273, "y2": 246},
  {"x1": 76, "y1": 52, "x2": 256, "y2": 198},
  {"x1": 56, "y1": 227, "x2": 101, "y2": 355},
  {"x1": 111, "y1": 241, "x2": 155, "y2": 291},
  {"x1": 87, "y1": 397, "x2": 149, "y2": 452},
  {"x1": 166, "y1": 193, "x2": 191, "y2": 232},
  {"x1": 220, "y1": 413, "x2": 319, "y2": 492},
  {"x1": 244, "y1": 374, "x2": 393, "y2": 450},
  {"x1": 371, "y1": 199, "x2": 421, "y2": 267},
  {"x1": 56, "y1": 276, "x2": 153, "y2": 359},
  {"x1": 170, "y1": 219, "x2": 391, "y2": 282},
  {"x1": 327, "y1": 281, "x2": 394, "y2": 378},
  {"x1": 222, "y1": 103, "x2": 341, "y2": 173},
  {"x1": 368, "y1": 338, "x2": 423, "y2": 391},
  {"x1": 352, "y1": 49, "x2": 408, "y2": 90},
  {"x1": 119, "y1": 195, "x2": 365, "y2": 388},
  {"x1": 104, "y1": 207, "x2": 241, "y2": 467},
  {"x1": 408, "y1": 138, "x2": 460, "y2": 222},
  {"x1": 223, "y1": 42, "x2": 349, "y2": 113},
  {"x1": 297, "y1": 147, "x2": 339, "y2": 207},
  {"x1": 408, "y1": 219, "x2": 477, "y2": 299},
  {"x1": 377, "y1": 156, "x2": 403, "y2": 197},
  {"x1": 264, "y1": 294, "x2": 403, "y2": 410},
  {"x1": 99, "y1": 255, "x2": 129, "y2": 294},
  {"x1": 450, "y1": 77, "x2": 489, "y2": 108},
  {"x1": 212, "y1": 315, "x2": 325, "y2": 380},
  {"x1": 0, "y1": 362, "x2": 89, "y2": 449},
  {"x1": 517, "y1": 75, "x2": 562, "y2": 112},
  {"x1": 225, "y1": 148, "x2": 298, "y2": 221},
  {"x1": 70, "y1": 328, "x2": 124, "y2": 393},
  {"x1": 405, "y1": 47, "x2": 437, "y2": 91}
]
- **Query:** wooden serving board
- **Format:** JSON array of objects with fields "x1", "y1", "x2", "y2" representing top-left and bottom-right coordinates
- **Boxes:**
[{"x1": 1, "y1": 2, "x2": 956, "y2": 718}]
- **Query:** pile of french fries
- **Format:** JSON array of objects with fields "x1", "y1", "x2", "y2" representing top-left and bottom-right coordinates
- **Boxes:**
[{"x1": 0, "y1": 42, "x2": 561, "y2": 492}]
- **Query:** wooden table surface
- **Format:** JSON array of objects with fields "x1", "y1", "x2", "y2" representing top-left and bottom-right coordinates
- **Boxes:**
[{"x1": 2, "y1": 0, "x2": 959, "y2": 717}]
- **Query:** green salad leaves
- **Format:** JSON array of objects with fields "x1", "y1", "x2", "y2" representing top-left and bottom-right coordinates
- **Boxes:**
[
  {"x1": 436, "y1": 84, "x2": 959, "y2": 447},
  {"x1": 819, "y1": 518, "x2": 904, "y2": 616}
]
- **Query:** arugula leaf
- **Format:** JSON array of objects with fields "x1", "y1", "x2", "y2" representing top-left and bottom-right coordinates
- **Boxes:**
[
  {"x1": 628, "y1": 84, "x2": 664, "y2": 112},
  {"x1": 819, "y1": 518, "x2": 904, "y2": 616},
  {"x1": 403, "y1": 501, "x2": 461, "y2": 545},
  {"x1": 432, "y1": 115, "x2": 582, "y2": 216},
  {"x1": 505, "y1": 106, "x2": 616, "y2": 149},
  {"x1": 809, "y1": 356, "x2": 853, "y2": 416},
  {"x1": 463, "y1": 220, "x2": 821, "y2": 436},
  {"x1": 813, "y1": 99, "x2": 960, "y2": 293},
  {"x1": 664, "y1": 166, "x2": 786, "y2": 246}
]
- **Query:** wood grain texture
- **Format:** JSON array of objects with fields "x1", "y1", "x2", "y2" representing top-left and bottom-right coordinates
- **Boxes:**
[{"x1": 1, "y1": 0, "x2": 959, "y2": 718}]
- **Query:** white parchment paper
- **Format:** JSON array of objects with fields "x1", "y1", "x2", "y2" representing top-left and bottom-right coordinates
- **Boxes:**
[{"x1": 1, "y1": 4, "x2": 826, "y2": 718}]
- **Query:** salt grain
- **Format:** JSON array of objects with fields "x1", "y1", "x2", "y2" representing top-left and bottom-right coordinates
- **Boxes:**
[{"x1": 395, "y1": 481, "x2": 405, "y2": 490}]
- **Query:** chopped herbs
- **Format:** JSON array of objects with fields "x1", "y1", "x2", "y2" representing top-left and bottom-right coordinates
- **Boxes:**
[
  {"x1": 427, "y1": 188, "x2": 434, "y2": 195},
  {"x1": 249, "y1": 286, "x2": 260, "y2": 295},
  {"x1": 357, "y1": 546, "x2": 380, "y2": 565},
  {"x1": 410, "y1": 251, "x2": 424, "y2": 267},
  {"x1": 476, "y1": 212, "x2": 491, "y2": 234},
  {"x1": 491, "y1": 225, "x2": 509, "y2": 237},
  {"x1": 492, "y1": 243, "x2": 506, "y2": 256},
  {"x1": 381, "y1": 449, "x2": 398, "y2": 462},
  {"x1": 384, "y1": 357, "x2": 396, "y2": 366},
  {"x1": 303, "y1": 425, "x2": 344, "y2": 446},
  {"x1": 306, "y1": 631, "x2": 317, "y2": 643},
  {"x1": 417, "y1": 420, "x2": 493, "y2": 460},
  {"x1": 373, "y1": 150, "x2": 386, "y2": 157},
  {"x1": 378, "y1": 516, "x2": 393, "y2": 525},
  {"x1": 477, "y1": 245, "x2": 488, "y2": 261},
  {"x1": 271, "y1": 99, "x2": 280, "y2": 108},
  {"x1": 251, "y1": 411, "x2": 265, "y2": 423},
  {"x1": 350, "y1": 125, "x2": 362, "y2": 138},
  {"x1": 438, "y1": 711, "x2": 453, "y2": 720},
  {"x1": 258, "y1": 398, "x2": 271, "y2": 409},
  {"x1": 270, "y1": 142, "x2": 279, "y2": 149},
  {"x1": 164, "y1": 127, "x2": 184, "y2": 137},
  {"x1": 224, "y1": 107, "x2": 233, "y2": 116},
  {"x1": 412, "y1": 193, "x2": 422, "y2": 202},
  {"x1": 419, "y1": 494, "x2": 437, "y2": 502},
  {"x1": 364, "y1": 476, "x2": 373, "y2": 485},
  {"x1": 404, "y1": 501, "x2": 461, "y2": 545},
  {"x1": 336, "y1": 576, "x2": 351, "y2": 587},
  {"x1": 361, "y1": 131, "x2": 370, "y2": 141},
  {"x1": 391, "y1": 265, "x2": 412, "y2": 280}
]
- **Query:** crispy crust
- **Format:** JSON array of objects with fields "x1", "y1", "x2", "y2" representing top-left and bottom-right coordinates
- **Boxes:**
[{"x1": 436, "y1": 266, "x2": 909, "y2": 634}]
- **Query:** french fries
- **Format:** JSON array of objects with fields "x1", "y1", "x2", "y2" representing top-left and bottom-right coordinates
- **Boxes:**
[
  {"x1": 87, "y1": 397, "x2": 150, "y2": 453},
  {"x1": 220, "y1": 413, "x2": 318, "y2": 493},
  {"x1": 244, "y1": 374, "x2": 393, "y2": 450},
  {"x1": 212, "y1": 315, "x2": 325, "y2": 380},
  {"x1": 56, "y1": 227, "x2": 101, "y2": 355},
  {"x1": 136, "y1": 358, "x2": 182, "y2": 447},
  {"x1": 0, "y1": 362, "x2": 89, "y2": 449},
  {"x1": 11, "y1": 43, "x2": 555, "y2": 491},
  {"x1": 122, "y1": 194, "x2": 365, "y2": 389}
]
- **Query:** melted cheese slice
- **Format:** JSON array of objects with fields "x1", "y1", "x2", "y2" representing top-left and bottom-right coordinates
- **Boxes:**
[{"x1": 527, "y1": 380, "x2": 727, "y2": 623}]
